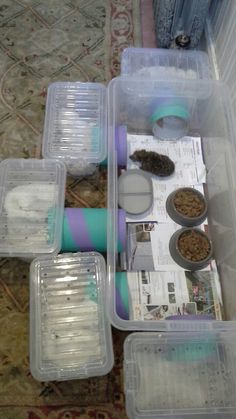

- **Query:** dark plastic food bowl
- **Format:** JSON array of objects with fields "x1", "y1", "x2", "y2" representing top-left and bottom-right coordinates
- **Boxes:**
[
  {"x1": 166, "y1": 187, "x2": 207, "y2": 227},
  {"x1": 169, "y1": 227, "x2": 213, "y2": 271}
]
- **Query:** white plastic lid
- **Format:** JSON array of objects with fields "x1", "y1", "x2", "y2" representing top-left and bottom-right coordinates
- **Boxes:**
[
  {"x1": 42, "y1": 82, "x2": 107, "y2": 166},
  {"x1": 30, "y1": 252, "x2": 114, "y2": 381},
  {"x1": 118, "y1": 169, "x2": 153, "y2": 214},
  {"x1": 124, "y1": 332, "x2": 236, "y2": 419},
  {"x1": 0, "y1": 158, "x2": 66, "y2": 258}
]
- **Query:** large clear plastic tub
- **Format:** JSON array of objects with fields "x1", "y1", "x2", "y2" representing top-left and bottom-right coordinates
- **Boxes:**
[
  {"x1": 0, "y1": 158, "x2": 66, "y2": 258},
  {"x1": 30, "y1": 252, "x2": 114, "y2": 381},
  {"x1": 107, "y1": 76, "x2": 236, "y2": 331},
  {"x1": 42, "y1": 82, "x2": 107, "y2": 176},
  {"x1": 124, "y1": 332, "x2": 236, "y2": 419},
  {"x1": 121, "y1": 47, "x2": 211, "y2": 80}
]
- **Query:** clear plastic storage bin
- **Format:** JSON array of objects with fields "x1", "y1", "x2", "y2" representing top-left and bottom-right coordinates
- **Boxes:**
[
  {"x1": 42, "y1": 82, "x2": 107, "y2": 176},
  {"x1": 107, "y1": 76, "x2": 236, "y2": 331},
  {"x1": 121, "y1": 47, "x2": 211, "y2": 80},
  {"x1": 30, "y1": 252, "x2": 113, "y2": 381},
  {"x1": 124, "y1": 332, "x2": 236, "y2": 419},
  {"x1": 0, "y1": 158, "x2": 66, "y2": 258}
]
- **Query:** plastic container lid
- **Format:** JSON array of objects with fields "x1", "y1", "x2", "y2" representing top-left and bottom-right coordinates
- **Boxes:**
[
  {"x1": 42, "y1": 82, "x2": 107, "y2": 175},
  {"x1": 30, "y1": 252, "x2": 114, "y2": 381},
  {"x1": 118, "y1": 169, "x2": 153, "y2": 215},
  {"x1": 0, "y1": 158, "x2": 66, "y2": 258},
  {"x1": 124, "y1": 331, "x2": 236, "y2": 419}
]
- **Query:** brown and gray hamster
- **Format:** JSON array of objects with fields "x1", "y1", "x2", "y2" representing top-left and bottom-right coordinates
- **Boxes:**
[{"x1": 130, "y1": 149, "x2": 175, "y2": 177}]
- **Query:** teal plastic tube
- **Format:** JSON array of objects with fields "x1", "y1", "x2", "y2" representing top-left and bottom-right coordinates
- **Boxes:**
[
  {"x1": 150, "y1": 97, "x2": 190, "y2": 140},
  {"x1": 62, "y1": 208, "x2": 126, "y2": 253},
  {"x1": 115, "y1": 272, "x2": 129, "y2": 320}
]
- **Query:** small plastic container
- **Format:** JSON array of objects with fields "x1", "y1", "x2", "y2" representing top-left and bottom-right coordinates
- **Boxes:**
[
  {"x1": 42, "y1": 82, "x2": 107, "y2": 176},
  {"x1": 124, "y1": 331, "x2": 236, "y2": 419},
  {"x1": 0, "y1": 158, "x2": 66, "y2": 258},
  {"x1": 169, "y1": 227, "x2": 213, "y2": 271},
  {"x1": 121, "y1": 48, "x2": 211, "y2": 80},
  {"x1": 166, "y1": 187, "x2": 208, "y2": 226},
  {"x1": 30, "y1": 252, "x2": 114, "y2": 381}
]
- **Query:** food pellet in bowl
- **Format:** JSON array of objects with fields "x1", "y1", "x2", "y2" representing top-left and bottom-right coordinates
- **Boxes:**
[
  {"x1": 174, "y1": 189, "x2": 205, "y2": 218},
  {"x1": 166, "y1": 187, "x2": 208, "y2": 227},
  {"x1": 178, "y1": 229, "x2": 210, "y2": 262}
]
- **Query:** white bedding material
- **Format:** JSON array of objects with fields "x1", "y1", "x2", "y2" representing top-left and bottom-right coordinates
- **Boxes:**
[
  {"x1": 135, "y1": 66, "x2": 198, "y2": 79},
  {"x1": 4, "y1": 183, "x2": 58, "y2": 220}
]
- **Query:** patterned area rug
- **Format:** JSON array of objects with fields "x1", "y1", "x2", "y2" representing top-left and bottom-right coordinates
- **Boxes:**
[{"x1": 0, "y1": 1, "x2": 141, "y2": 418}]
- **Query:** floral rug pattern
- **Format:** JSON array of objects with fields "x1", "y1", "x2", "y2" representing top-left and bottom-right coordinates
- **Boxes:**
[{"x1": 0, "y1": 1, "x2": 141, "y2": 418}]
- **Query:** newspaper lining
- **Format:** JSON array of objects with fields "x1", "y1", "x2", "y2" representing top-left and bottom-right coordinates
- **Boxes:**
[{"x1": 126, "y1": 266, "x2": 223, "y2": 321}]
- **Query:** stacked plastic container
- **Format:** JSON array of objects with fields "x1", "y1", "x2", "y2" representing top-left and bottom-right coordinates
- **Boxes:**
[
  {"x1": 108, "y1": 48, "x2": 236, "y2": 418},
  {"x1": 0, "y1": 158, "x2": 66, "y2": 258},
  {"x1": 30, "y1": 252, "x2": 113, "y2": 381},
  {"x1": 42, "y1": 82, "x2": 107, "y2": 176},
  {"x1": 124, "y1": 331, "x2": 236, "y2": 419}
]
